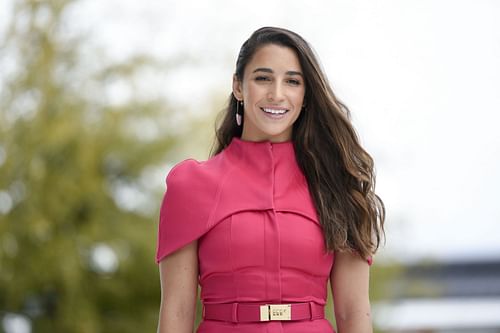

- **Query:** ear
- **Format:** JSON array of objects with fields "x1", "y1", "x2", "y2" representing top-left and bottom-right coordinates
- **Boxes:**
[{"x1": 232, "y1": 74, "x2": 243, "y2": 101}]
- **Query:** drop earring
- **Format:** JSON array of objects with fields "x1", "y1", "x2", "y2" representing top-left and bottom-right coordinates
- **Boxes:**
[{"x1": 236, "y1": 100, "x2": 243, "y2": 126}]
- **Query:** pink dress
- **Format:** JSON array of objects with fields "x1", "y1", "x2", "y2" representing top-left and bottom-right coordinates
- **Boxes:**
[{"x1": 156, "y1": 137, "x2": 368, "y2": 332}]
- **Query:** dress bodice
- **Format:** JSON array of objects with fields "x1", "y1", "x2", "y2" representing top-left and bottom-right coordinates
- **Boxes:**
[{"x1": 156, "y1": 137, "x2": 336, "y2": 332}]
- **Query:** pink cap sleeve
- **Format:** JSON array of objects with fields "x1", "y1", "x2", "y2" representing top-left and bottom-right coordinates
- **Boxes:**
[{"x1": 155, "y1": 159, "x2": 213, "y2": 263}]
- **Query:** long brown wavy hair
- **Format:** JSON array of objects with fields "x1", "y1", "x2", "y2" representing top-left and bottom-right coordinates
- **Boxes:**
[{"x1": 210, "y1": 27, "x2": 385, "y2": 260}]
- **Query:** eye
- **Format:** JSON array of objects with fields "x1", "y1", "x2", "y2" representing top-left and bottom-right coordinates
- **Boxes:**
[
  {"x1": 255, "y1": 76, "x2": 271, "y2": 82},
  {"x1": 287, "y1": 78, "x2": 301, "y2": 86}
]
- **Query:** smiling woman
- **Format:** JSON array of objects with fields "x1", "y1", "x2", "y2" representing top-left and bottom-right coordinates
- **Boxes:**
[
  {"x1": 232, "y1": 44, "x2": 306, "y2": 142},
  {"x1": 156, "y1": 27, "x2": 385, "y2": 333}
]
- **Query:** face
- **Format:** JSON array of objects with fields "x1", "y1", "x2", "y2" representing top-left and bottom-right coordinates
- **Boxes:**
[{"x1": 233, "y1": 44, "x2": 306, "y2": 142}]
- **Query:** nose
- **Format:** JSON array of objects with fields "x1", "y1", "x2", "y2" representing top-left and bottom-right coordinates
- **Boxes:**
[{"x1": 267, "y1": 82, "x2": 285, "y2": 102}]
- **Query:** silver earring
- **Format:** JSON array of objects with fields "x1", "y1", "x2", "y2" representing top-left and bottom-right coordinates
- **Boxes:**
[{"x1": 236, "y1": 100, "x2": 243, "y2": 126}]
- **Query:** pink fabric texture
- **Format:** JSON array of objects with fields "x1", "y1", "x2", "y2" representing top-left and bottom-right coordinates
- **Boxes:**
[{"x1": 156, "y1": 137, "x2": 371, "y2": 333}]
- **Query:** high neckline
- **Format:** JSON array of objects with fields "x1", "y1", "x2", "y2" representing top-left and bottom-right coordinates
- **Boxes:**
[
  {"x1": 226, "y1": 136, "x2": 296, "y2": 161},
  {"x1": 217, "y1": 135, "x2": 316, "y2": 223},
  {"x1": 222, "y1": 136, "x2": 299, "y2": 182},
  {"x1": 231, "y1": 136, "x2": 293, "y2": 146}
]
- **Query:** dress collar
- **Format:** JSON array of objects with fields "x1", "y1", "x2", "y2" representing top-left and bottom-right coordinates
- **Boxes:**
[
  {"x1": 220, "y1": 136, "x2": 319, "y2": 223},
  {"x1": 224, "y1": 136, "x2": 296, "y2": 168}
]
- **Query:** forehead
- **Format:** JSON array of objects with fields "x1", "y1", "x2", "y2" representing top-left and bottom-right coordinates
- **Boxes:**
[{"x1": 245, "y1": 44, "x2": 302, "y2": 73}]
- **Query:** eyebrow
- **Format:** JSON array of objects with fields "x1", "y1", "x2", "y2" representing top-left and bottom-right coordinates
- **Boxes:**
[{"x1": 252, "y1": 67, "x2": 303, "y2": 77}]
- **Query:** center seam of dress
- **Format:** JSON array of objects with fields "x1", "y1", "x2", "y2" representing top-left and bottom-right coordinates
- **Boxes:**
[
  {"x1": 269, "y1": 143, "x2": 285, "y2": 333},
  {"x1": 270, "y1": 143, "x2": 284, "y2": 304}
]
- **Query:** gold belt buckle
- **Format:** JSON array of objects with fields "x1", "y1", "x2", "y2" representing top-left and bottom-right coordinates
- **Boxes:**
[{"x1": 259, "y1": 304, "x2": 291, "y2": 321}]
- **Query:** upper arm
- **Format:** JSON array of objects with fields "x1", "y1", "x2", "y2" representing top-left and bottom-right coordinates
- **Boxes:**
[
  {"x1": 158, "y1": 240, "x2": 199, "y2": 333},
  {"x1": 330, "y1": 251, "x2": 372, "y2": 332}
]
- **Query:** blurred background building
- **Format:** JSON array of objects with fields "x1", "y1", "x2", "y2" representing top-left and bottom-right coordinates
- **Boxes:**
[{"x1": 374, "y1": 259, "x2": 500, "y2": 332}]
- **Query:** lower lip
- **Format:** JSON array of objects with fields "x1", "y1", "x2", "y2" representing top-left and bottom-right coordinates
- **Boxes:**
[{"x1": 261, "y1": 109, "x2": 288, "y2": 119}]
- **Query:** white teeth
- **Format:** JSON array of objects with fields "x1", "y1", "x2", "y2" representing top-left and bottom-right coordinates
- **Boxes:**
[{"x1": 262, "y1": 108, "x2": 288, "y2": 114}]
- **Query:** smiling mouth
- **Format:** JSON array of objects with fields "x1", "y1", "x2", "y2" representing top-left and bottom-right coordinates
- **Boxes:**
[{"x1": 260, "y1": 107, "x2": 289, "y2": 115}]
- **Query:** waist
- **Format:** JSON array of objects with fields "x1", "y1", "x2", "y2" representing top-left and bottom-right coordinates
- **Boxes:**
[{"x1": 202, "y1": 301, "x2": 325, "y2": 323}]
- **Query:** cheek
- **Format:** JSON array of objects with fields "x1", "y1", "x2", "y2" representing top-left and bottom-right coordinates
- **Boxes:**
[
  {"x1": 244, "y1": 82, "x2": 265, "y2": 101},
  {"x1": 292, "y1": 90, "x2": 305, "y2": 106}
]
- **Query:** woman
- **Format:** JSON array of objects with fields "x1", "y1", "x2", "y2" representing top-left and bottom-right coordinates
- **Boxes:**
[{"x1": 156, "y1": 27, "x2": 385, "y2": 333}]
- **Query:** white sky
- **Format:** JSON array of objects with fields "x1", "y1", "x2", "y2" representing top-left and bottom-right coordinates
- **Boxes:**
[{"x1": 2, "y1": 0, "x2": 500, "y2": 263}]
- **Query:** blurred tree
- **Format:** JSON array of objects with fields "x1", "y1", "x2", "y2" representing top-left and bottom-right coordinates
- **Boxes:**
[
  {"x1": 0, "y1": 1, "x2": 400, "y2": 332},
  {"x1": 0, "y1": 0, "x2": 192, "y2": 332}
]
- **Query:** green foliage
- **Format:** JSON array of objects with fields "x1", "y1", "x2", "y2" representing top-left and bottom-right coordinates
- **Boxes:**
[
  {"x1": 370, "y1": 262, "x2": 403, "y2": 333},
  {"x1": 0, "y1": 0, "x2": 183, "y2": 332}
]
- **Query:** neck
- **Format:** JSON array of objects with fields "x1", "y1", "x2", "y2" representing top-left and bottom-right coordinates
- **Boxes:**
[{"x1": 240, "y1": 128, "x2": 293, "y2": 143}]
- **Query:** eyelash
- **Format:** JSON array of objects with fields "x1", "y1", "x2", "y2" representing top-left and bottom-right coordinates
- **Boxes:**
[{"x1": 255, "y1": 76, "x2": 271, "y2": 82}]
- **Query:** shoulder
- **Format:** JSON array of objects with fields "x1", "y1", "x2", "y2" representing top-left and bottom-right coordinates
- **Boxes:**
[
  {"x1": 165, "y1": 153, "x2": 230, "y2": 192},
  {"x1": 157, "y1": 155, "x2": 228, "y2": 263},
  {"x1": 166, "y1": 158, "x2": 201, "y2": 186}
]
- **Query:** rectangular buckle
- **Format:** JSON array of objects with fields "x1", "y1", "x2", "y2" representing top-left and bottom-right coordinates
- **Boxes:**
[{"x1": 259, "y1": 304, "x2": 291, "y2": 321}]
